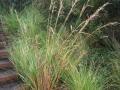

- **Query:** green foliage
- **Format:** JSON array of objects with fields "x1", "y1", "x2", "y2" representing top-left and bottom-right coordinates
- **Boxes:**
[
  {"x1": 9, "y1": 38, "x2": 38, "y2": 88},
  {"x1": 105, "y1": 40, "x2": 120, "y2": 90},
  {"x1": 4, "y1": 6, "x2": 46, "y2": 36},
  {"x1": 110, "y1": 54, "x2": 120, "y2": 90},
  {"x1": 9, "y1": 25, "x2": 106, "y2": 90},
  {"x1": 9, "y1": 28, "x2": 88, "y2": 90},
  {"x1": 8, "y1": 4, "x2": 102, "y2": 90},
  {"x1": 4, "y1": 1, "x2": 120, "y2": 90},
  {"x1": 62, "y1": 65, "x2": 104, "y2": 90},
  {"x1": 4, "y1": 9, "x2": 19, "y2": 34},
  {"x1": 19, "y1": 6, "x2": 46, "y2": 38}
]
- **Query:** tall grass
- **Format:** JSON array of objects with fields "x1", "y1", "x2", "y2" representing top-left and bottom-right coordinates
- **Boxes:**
[
  {"x1": 4, "y1": 9, "x2": 19, "y2": 34},
  {"x1": 106, "y1": 39, "x2": 120, "y2": 90},
  {"x1": 10, "y1": 28, "x2": 104, "y2": 90},
  {"x1": 6, "y1": 1, "x2": 111, "y2": 90},
  {"x1": 3, "y1": 6, "x2": 45, "y2": 36},
  {"x1": 110, "y1": 55, "x2": 120, "y2": 90},
  {"x1": 62, "y1": 64, "x2": 104, "y2": 90}
]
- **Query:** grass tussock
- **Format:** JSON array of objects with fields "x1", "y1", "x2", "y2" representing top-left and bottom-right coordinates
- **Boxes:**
[
  {"x1": 10, "y1": 29, "x2": 104, "y2": 90},
  {"x1": 2, "y1": 0, "x2": 120, "y2": 90}
]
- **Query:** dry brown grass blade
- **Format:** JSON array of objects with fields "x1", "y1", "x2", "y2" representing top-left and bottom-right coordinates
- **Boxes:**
[
  {"x1": 63, "y1": 0, "x2": 78, "y2": 25},
  {"x1": 79, "y1": 2, "x2": 110, "y2": 33},
  {"x1": 54, "y1": 0, "x2": 64, "y2": 29},
  {"x1": 85, "y1": 22, "x2": 119, "y2": 40}
]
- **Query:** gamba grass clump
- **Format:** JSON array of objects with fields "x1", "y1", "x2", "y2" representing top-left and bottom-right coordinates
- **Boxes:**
[
  {"x1": 7, "y1": 0, "x2": 111, "y2": 90},
  {"x1": 10, "y1": 28, "x2": 104, "y2": 90},
  {"x1": 9, "y1": 26, "x2": 88, "y2": 90}
]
